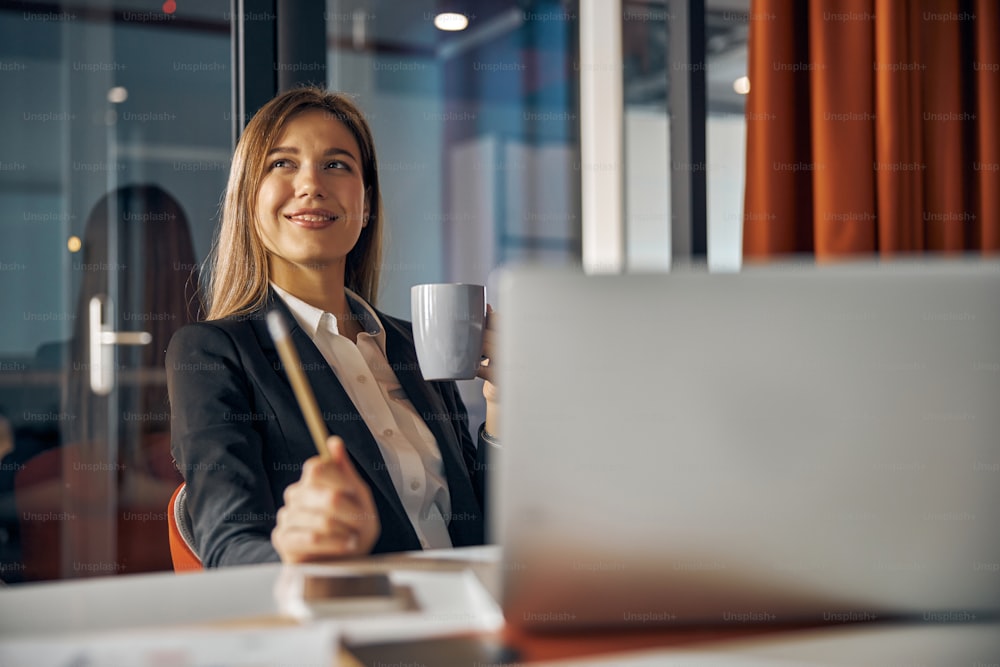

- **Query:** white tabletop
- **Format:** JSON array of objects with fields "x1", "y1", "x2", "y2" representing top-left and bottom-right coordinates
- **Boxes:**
[
  {"x1": 0, "y1": 561, "x2": 283, "y2": 637},
  {"x1": 1, "y1": 547, "x2": 997, "y2": 666}
]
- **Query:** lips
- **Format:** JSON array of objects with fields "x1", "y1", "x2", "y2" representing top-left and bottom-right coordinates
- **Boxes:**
[{"x1": 284, "y1": 208, "x2": 339, "y2": 229}]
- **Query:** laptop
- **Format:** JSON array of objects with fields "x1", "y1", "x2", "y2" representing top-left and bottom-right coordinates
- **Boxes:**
[{"x1": 493, "y1": 261, "x2": 1000, "y2": 628}]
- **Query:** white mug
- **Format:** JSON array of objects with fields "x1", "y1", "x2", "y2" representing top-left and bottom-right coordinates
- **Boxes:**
[{"x1": 410, "y1": 283, "x2": 486, "y2": 381}]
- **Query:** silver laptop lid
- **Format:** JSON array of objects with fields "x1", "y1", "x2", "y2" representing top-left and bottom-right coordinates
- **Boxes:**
[{"x1": 494, "y1": 261, "x2": 1000, "y2": 628}]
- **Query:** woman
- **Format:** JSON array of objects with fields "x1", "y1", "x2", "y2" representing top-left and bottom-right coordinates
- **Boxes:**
[
  {"x1": 166, "y1": 87, "x2": 498, "y2": 567},
  {"x1": 16, "y1": 184, "x2": 194, "y2": 580}
]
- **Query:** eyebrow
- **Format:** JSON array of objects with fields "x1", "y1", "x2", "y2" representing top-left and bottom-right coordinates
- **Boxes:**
[{"x1": 266, "y1": 146, "x2": 360, "y2": 162}]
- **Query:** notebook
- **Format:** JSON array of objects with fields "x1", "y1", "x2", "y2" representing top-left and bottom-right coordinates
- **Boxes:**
[{"x1": 493, "y1": 261, "x2": 1000, "y2": 628}]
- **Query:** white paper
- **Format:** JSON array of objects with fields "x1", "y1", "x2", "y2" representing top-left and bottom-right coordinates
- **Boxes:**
[
  {"x1": 339, "y1": 569, "x2": 504, "y2": 645},
  {"x1": 407, "y1": 544, "x2": 500, "y2": 563}
]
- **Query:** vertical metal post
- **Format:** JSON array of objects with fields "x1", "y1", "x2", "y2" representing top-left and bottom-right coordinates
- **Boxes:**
[
  {"x1": 231, "y1": 0, "x2": 277, "y2": 145},
  {"x1": 668, "y1": 0, "x2": 707, "y2": 260},
  {"x1": 276, "y1": 2, "x2": 327, "y2": 91},
  {"x1": 579, "y1": 0, "x2": 624, "y2": 274}
]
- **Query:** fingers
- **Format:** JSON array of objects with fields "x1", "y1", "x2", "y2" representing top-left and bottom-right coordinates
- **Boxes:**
[
  {"x1": 477, "y1": 305, "x2": 499, "y2": 385},
  {"x1": 327, "y1": 436, "x2": 368, "y2": 487},
  {"x1": 300, "y1": 437, "x2": 363, "y2": 494},
  {"x1": 325, "y1": 433, "x2": 348, "y2": 463},
  {"x1": 476, "y1": 357, "x2": 495, "y2": 385},
  {"x1": 482, "y1": 379, "x2": 499, "y2": 404},
  {"x1": 272, "y1": 436, "x2": 381, "y2": 562},
  {"x1": 272, "y1": 514, "x2": 361, "y2": 561},
  {"x1": 274, "y1": 486, "x2": 380, "y2": 562},
  {"x1": 484, "y1": 304, "x2": 498, "y2": 337},
  {"x1": 281, "y1": 481, "x2": 370, "y2": 531}
]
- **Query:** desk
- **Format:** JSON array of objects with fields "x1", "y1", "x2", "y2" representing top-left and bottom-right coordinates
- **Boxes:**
[{"x1": 1, "y1": 547, "x2": 998, "y2": 666}]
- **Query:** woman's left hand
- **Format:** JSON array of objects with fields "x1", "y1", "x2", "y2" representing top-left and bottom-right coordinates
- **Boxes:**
[
  {"x1": 477, "y1": 305, "x2": 500, "y2": 436},
  {"x1": 476, "y1": 305, "x2": 498, "y2": 386}
]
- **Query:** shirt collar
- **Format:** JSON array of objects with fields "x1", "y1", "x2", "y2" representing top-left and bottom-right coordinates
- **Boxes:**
[
  {"x1": 269, "y1": 282, "x2": 386, "y2": 351},
  {"x1": 270, "y1": 282, "x2": 326, "y2": 336}
]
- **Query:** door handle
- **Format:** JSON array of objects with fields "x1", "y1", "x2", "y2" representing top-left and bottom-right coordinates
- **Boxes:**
[{"x1": 88, "y1": 294, "x2": 152, "y2": 395}]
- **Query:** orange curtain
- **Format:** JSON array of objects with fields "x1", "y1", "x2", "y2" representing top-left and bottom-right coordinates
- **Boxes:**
[{"x1": 743, "y1": 0, "x2": 1000, "y2": 258}]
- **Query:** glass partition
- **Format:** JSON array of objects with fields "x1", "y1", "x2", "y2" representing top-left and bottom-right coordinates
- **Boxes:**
[
  {"x1": 0, "y1": 0, "x2": 231, "y2": 582},
  {"x1": 325, "y1": 0, "x2": 581, "y2": 426}
]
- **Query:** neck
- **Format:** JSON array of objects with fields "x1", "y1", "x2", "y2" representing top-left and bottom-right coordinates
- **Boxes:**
[{"x1": 269, "y1": 257, "x2": 350, "y2": 319}]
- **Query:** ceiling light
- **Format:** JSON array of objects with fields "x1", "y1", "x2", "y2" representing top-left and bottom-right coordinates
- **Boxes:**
[
  {"x1": 733, "y1": 76, "x2": 750, "y2": 95},
  {"x1": 434, "y1": 12, "x2": 469, "y2": 31}
]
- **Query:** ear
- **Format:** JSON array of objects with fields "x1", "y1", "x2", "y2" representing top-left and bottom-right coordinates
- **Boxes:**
[{"x1": 362, "y1": 187, "x2": 371, "y2": 227}]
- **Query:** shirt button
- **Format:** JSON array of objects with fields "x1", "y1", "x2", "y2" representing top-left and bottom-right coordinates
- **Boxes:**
[
  {"x1": 410, "y1": 480, "x2": 421, "y2": 491},
  {"x1": 383, "y1": 428, "x2": 394, "y2": 438},
  {"x1": 357, "y1": 374, "x2": 367, "y2": 383}
]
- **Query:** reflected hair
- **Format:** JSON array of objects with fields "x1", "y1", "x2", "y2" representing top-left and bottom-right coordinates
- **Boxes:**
[
  {"x1": 67, "y1": 184, "x2": 197, "y2": 445},
  {"x1": 203, "y1": 87, "x2": 383, "y2": 319}
]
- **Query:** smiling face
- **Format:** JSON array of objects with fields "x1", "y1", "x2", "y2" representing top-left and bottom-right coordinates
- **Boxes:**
[{"x1": 255, "y1": 109, "x2": 369, "y2": 280}]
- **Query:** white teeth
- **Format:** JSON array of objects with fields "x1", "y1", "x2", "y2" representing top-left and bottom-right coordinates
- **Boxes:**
[{"x1": 288, "y1": 214, "x2": 334, "y2": 222}]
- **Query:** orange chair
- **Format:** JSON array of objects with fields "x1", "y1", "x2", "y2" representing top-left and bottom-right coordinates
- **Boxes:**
[
  {"x1": 167, "y1": 482, "x2": 202, "y2": 572},
  {"x1": 16, "y1": 445, "x2": 177, "y2": 580}
]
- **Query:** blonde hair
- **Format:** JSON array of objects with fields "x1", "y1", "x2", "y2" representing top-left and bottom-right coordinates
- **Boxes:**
[{"x1": 204, "y1": 87, "x2": 384, "y2": 319}]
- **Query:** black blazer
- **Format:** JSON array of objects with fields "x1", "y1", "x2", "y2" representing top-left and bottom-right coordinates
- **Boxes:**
[{"x1": 165, "y1": 290, "x2": 488, "y2": 567}]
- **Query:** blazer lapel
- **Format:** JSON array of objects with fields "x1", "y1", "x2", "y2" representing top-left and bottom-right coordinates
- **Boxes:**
[
  {"x1": 382, "y1": 316, "x2": 484, "y2": 544},
  {"x1": 250, "y1": 293, "x2": 415, "y2": 540}
]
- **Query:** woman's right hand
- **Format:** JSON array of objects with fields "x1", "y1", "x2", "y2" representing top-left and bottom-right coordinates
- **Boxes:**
[{"x1": 272, "y1": 436, "x2": 380, "y2": 562}]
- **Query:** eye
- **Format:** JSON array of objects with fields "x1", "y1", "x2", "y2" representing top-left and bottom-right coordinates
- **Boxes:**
[
  {"x1": 269, "y1": 159, "x2": 293, "y2": 170},
  {"x1": 326, "y1": 160, "x2": 349, "y2": 170}
]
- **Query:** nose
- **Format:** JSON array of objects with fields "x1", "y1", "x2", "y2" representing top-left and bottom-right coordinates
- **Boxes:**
[{"x1": 294, "y1": 164, "x2": 325, "y2": 198}]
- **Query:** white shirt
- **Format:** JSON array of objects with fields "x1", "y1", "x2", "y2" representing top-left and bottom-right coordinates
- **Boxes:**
[{"x1": 271, "y1": 283, "x2": 454, "y2": 549}]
